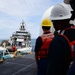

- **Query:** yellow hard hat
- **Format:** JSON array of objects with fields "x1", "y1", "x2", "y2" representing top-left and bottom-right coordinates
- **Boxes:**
[{"x1": 41, "y1": 19, "x2": 52, "y2": 27}]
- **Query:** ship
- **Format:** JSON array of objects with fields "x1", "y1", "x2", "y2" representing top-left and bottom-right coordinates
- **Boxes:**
[{"x1": 7, "y1": 20, "x2": 32, "y2": 54}]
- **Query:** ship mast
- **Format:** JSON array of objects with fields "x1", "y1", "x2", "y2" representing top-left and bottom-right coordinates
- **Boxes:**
[{"x1": 20, "y1": 20, "x2": 26, "y2": 31}]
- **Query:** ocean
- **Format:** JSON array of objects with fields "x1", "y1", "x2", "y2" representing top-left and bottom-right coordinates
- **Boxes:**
[
  {"x1": 31, "y1": 39, "x2": 36, "y2": 51},
  {"x1": 0, "y1": 39, "x2": 36, "y2": 52}
]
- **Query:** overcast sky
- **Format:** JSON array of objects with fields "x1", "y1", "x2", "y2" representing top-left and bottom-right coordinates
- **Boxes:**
[{"x1": 0, "y1": 0, "x2": 63, "y2": 39}]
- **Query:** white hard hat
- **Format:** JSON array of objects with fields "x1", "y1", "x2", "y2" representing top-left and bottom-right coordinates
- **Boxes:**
[
  {"x1": 41, "y1": 6, "x2": 54, "y2": 22},
  {"x1": 50, "y1": 3, "x2": 72, "y2": 20}
]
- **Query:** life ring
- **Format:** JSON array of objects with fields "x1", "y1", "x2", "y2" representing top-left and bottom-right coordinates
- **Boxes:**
[{"x1": 14, "y1": 51, "x2": 22, "y2": 58}]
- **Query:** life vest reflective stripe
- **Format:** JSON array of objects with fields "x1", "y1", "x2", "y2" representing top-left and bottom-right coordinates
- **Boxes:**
[{"x1": 37, "y1": 33, "x2": 54, "y2": 58}]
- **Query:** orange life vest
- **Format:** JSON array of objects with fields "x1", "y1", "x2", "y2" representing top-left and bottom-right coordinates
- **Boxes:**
[
  {"x1": 59, "y1": 26, "x2": 75, "y2": 59},
  {"x1": 37, "y1": 32, "x2": 54, "y2": 58}
]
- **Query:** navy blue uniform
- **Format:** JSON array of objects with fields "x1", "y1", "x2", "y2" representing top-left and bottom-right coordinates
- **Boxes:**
[
  {"x1": 34, "y1": 32, "x2": 51, "y2": 75},
  {"x1": 47, "y1": 28, "x2": 75, "y2": 75},
  {"x1": 34, "y1": 37, "x2": 42, "y2": 53},
  {"x1": 34, "y1": 37, "x2": 48, "y2": 75},
  {"x1": 47, "y1": 35, "x2": 71, "y2": 75}
]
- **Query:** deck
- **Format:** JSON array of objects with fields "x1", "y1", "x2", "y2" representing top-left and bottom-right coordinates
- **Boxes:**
[{"x1": 0, "y1": 53, "x2": 37, "y2": 75}]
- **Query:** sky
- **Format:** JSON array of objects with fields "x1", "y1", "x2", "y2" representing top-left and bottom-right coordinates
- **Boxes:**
[{"x1": 0, "y1": 0, "x2": 63, "y2": 39}]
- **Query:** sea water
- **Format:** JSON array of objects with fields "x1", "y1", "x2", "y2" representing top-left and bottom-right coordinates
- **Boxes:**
[{"x1": 31, "y1": 39, "x2": 36, "y2": 52}]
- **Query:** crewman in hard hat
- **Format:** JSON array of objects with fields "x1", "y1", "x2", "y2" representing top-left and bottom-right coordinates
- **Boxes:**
[
  {"x1": 64, "y1": 0, "x2": 75, "y2": 75},
  {"x1": 46, "y1": 3, "x2": 75, "y2": 75},
  {"x1": 34, "y1": 19, "x2": 54, "y2": 75}
]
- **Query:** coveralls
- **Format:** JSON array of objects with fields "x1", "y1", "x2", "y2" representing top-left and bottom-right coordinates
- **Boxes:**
[
  {"x1": 34, "y1": 32, "x2": 53, "y2": 75},
  {"x1": 47, "y1": 27, "x2": 75, "y2": 75}
]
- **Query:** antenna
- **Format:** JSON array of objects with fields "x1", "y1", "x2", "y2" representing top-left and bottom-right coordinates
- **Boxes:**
[{"x1": 20, "y1": 20, "x2": 26, "y2": 31}]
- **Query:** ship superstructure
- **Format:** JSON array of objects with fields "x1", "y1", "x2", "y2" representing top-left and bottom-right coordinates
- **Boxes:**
[{"x1": 10, "y1": 20, "x2": 31, "y2": 48}]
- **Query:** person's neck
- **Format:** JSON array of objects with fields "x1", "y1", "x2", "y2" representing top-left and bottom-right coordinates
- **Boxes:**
[{"x1": 44, "y1": 30, "x2": 50, "y2": 34}]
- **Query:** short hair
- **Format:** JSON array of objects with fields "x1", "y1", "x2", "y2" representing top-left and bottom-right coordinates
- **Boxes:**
[{"x1": 42, "y1": 26, "x2": 50, "y2": 30}]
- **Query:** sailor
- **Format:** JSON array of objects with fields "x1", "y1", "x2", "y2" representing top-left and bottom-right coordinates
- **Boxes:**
[
  {"x1": 64, "y1": 0, "x2": 75, "y2": 75},
  {"x1": 34, "y1": 18, "x2": 54, "y2": 75},
  {"x1": 46, "y1": 3, "x2": 75, "y2": 75},
  {"x1": 12, "y1": 44, "x2": 16, "y2": 52}
]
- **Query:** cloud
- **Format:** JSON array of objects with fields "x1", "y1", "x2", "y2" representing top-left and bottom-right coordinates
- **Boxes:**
[
  {"x1": 0, "y1": 0, "x2": 51, "y2": 17},
  {"x1": 0, "y1": 0, "x2": 63, "y2": 39}
]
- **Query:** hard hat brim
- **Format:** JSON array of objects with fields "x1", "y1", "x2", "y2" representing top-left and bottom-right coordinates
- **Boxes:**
[{"x1": 42, "y1": 25, "x2": 52, "y2": 27}]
